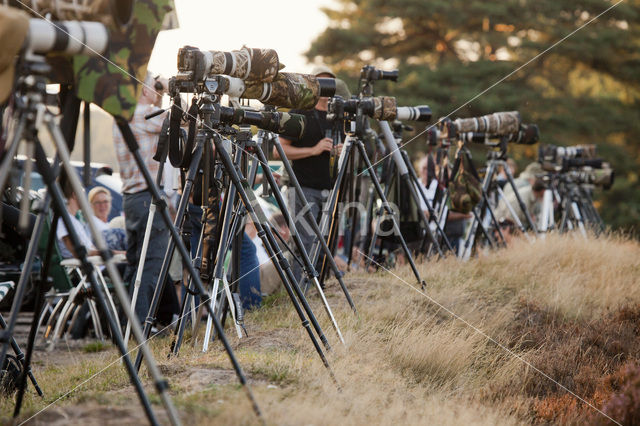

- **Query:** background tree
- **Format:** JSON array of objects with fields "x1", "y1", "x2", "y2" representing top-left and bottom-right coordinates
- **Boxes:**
[{"x1": 306, "y1": 0, "x2": 640, "y2": 231}]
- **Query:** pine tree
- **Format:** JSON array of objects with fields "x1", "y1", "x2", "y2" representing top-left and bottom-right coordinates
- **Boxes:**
[{"x1": 307, "y1": 0, "x2": 640, "y2": 230}]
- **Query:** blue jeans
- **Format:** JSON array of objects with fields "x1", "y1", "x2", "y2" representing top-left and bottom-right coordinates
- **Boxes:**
[
  {"x1": 238, "y1": 232, "x2": 261, "y2": 310},
  {"x1": 123, "y1": 190, "x2": 171, "y2": 324}
]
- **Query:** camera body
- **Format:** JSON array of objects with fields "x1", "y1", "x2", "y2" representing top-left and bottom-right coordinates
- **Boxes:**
[
  {"x1": 538, "y1": 144, "x2": 614, "y2": 189},
  {"x1": 360, "y1": 65, "x2": 399, "y2": 83}
]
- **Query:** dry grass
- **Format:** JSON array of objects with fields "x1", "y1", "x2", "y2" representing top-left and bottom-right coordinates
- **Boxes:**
[{"x1": 3, "y1": 233, "x2": 640, "y2": 425}]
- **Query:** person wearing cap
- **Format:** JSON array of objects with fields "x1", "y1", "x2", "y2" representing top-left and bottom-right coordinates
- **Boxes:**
[
  {"x1": 494, "y1": 162, "x2": 545, "y2": 227},
  {"x1": 274, "y1": 64, "x2": 347, "y2": 286},
  {"x1": 112, "y1": 71, "x2": 179, "y2": 324}
]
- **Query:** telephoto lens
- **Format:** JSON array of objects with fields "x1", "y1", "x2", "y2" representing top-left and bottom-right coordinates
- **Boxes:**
[
  {"x1": 243, "y1": 72, "x2": 336, "y2": 109},
  {"x1": 360, "y1": 65, "x2": 399, "y2": 82},
  {"x1": 177, "y1": 46, "x2": 281, "y2": 83},
  {"x1": 572, "y1": 167, "x2": 615, "y2": 190},
  {"x1": 27, "y1": 19, "x2": 109, "y2": 55},
  {"x1": 539, "y1": 144, "x2": 597, "y2": 164},
  {"x1": 453, "y1": 111, "x2": 521, "y2": 135},
  {"x1": 5, "y1": 0, "x2": 133, "y2": 28},
  {"x1": 218, "y1": 106, "x2": 306, "y2": 139},
  {"x1": 508, "y1": 123, "x2": 539, "y2": 145},
  {"x1": 562, "y1": 157, "x2": 604, "y2": 171},
  {"x1": 458, "y1": 123, "x2": 539, "y2": 146},
  {"x1": 396, "y1": 105, "x2": 431, "y2": 122}
]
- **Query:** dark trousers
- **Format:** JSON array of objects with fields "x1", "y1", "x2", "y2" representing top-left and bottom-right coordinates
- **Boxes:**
[
  {"x1": 288, "y1": 186, "x2": 329, "y2": 292},
  {"x1": 123, "y1": 190, "x2": 173, "y2": 324}
]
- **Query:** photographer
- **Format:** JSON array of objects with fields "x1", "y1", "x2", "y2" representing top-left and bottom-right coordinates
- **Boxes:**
[
  {"x1": 113, "y1": 72, "x2": 178, "y2": 325},
  {"x1": 275, "y1": 65, "x2": 343, "y2": 283},
  {"x1": 495, "y1": 162, "x2": 545, "y2": 227}
]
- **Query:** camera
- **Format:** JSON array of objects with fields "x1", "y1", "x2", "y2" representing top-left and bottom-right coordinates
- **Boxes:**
[
  {"x1": 172, "y1": 71, "x2": 335, "y2": 110},
  {"x1": 538, "y1": 144, "x2": 596, "y2": 164},
  {"x1": 569, "y1": 167, "x2": 615, "y2": 190},
  {"x1": 459, "y1": 123, "x2": 539, "y2": 146},
  {"x1": 327, "y1": 95, "x2": 431, "y2": 122},
  {"x1": 217, "y1": 106, "x2": 306, "y2": 139},
  {"x1": 360, "y1": 65, "x2": 399, "y2": 83},
  {"x1": 177, "y1": 45, "x2": 281, "y2": 84}
]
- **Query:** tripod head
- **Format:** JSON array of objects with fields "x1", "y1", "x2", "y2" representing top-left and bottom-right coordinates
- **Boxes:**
[{"x1": 358, "y1": 65, "x2": 398, "y2": 97}]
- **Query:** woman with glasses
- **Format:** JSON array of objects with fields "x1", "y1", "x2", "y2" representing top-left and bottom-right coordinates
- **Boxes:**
[{"x1": 88, "y1": 186, "x2": 126, "y2": 251}]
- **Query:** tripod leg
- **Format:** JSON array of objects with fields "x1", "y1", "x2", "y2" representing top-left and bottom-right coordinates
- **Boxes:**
[
  {"x1": 14, "y1": 203, "x2": 58, "y2": 416},
  {"x1": 354, "y1": 139, "x2": 425, "y2": 287},
  {"x1": 461, "y1": 162, "x2": 505, "y2": 259},
  {"x1": 33, "y1": 139, "x2": 163, "y2": 426},
  {"x1": 504, "y1": 166, "x2": 538, "y2": 233},
  {"x1": 116, "y1": 119, "x2": 262, "y2": 421},
  {"x1": 125, "y1": 202, "x2": 155, "y2": 346},
  {"x1": 365, "y1": 161, "x2": 393, "y2": 270},
  {"x1": 134, "y1": 138, "x2": 204, "y2": 371},
  {"x1": 273, "y1": 138, "x2": 356, "y2": 313},
  {"x1": 253, "y1": 143, "x2": 344, "y2": 344},
  {"x1": 211, "y1": 133, "x2": 338, "y2": 382}
]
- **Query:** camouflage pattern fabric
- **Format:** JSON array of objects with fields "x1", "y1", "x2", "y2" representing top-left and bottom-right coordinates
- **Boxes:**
[
  {"x1": 454, "y1": 111, "x2": 521, "y2": 134},
  {"x1": 73, "y1": 0, "x2": 172, "y2": 120},
  {"x1": 371, "y1": 96, "x2": 397, "y2": 121},
  {"x1": 275, "y1": 112, "x2": 305, "y2": 139},
  {"x1": 208, "y1": 47, "x2": 280, "y2": 83},
  {"x1": 592, "y1": 168, "x2": 614, "y2": 189},
  {"x1": 221, "y1": 108, "x2": 306, "y2": 139},
  {"x1": 448, "y1": 158, "x2": 482, "y2": 214},
  {"x1": 245, "y1": 72, "x2": 321, "y2": 110}
]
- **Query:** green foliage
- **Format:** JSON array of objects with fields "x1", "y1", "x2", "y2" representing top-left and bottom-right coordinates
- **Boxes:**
[{"x1": 308, "y1": 0, "x2": 640, "y2": 231}]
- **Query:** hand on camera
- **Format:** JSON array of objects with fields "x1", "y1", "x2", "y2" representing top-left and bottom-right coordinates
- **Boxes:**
[{"x1": 312, "y1": 138, "x2": 333, "y2": 156}]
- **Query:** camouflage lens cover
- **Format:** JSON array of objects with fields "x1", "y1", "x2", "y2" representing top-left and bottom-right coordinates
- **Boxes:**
[
  {"x1": 207, "y1": 47, "x2": 280, "y2": 83},
  {"x1": 455, "y1": 111, "x2": 521, "y2": 134},
  {"x1": 371, "y1": 96, "x2": 397, "y2": 121},
  {"x1": 73, "y1": 0, "x2": 172, "y2": 120},
  {"x1": 258, "y1": 72, "x2": 321, "y2": 110}
]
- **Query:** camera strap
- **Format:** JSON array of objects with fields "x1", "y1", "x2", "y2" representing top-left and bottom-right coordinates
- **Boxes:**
[{"x1": 169, "y1": 99, "x2": 198, "y2": 169}]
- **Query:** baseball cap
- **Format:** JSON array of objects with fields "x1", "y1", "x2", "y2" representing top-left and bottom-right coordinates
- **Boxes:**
[
  {"x1": 519, "y1": 162, "x2": 543, "y2": 180},
  {"x1": 0, "y1": 6, "x2": 29, "y2": 104},
  {"x1": 311, "y1": 64, "x2": 336, "y2": 78}
]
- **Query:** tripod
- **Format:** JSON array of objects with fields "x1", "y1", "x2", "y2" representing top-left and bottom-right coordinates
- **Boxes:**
[
  {"x1": 0, "y1": 59, "x2": 173, "y2": 425},
  {"x1": 311, "y1": 116, "x2": 427, "y2": 289},
  {"x1": 266, "y1": 129, "x2": 357, "y2": 313},
  {"x1": 557, "y1": 177, "x2": 588, "y2": 238},
  {"x1": 376, "y1": 120, "x2": 451, "y2": 256},
  {"x1": 137, "y1": 92, "x2": 338, "y2": 384},
  {"x1": 461, "y1": 144, "x2": 538, "y2": 260}
]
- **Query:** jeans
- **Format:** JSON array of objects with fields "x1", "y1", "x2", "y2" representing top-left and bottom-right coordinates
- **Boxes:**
[
  {"x1": 238, "y1": 232, "x2": 261, "y2": 310},
  {"x1": 287, "y1": 186, "x2": 329, "y2": 291},
  {"x1": 123, "y1": 190, "x2": 171, "y2": 324}
]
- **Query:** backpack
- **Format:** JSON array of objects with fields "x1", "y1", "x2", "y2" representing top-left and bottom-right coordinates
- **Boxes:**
[{"x1": 448, "y1": 150, "x2": 482, "y2": 214}]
